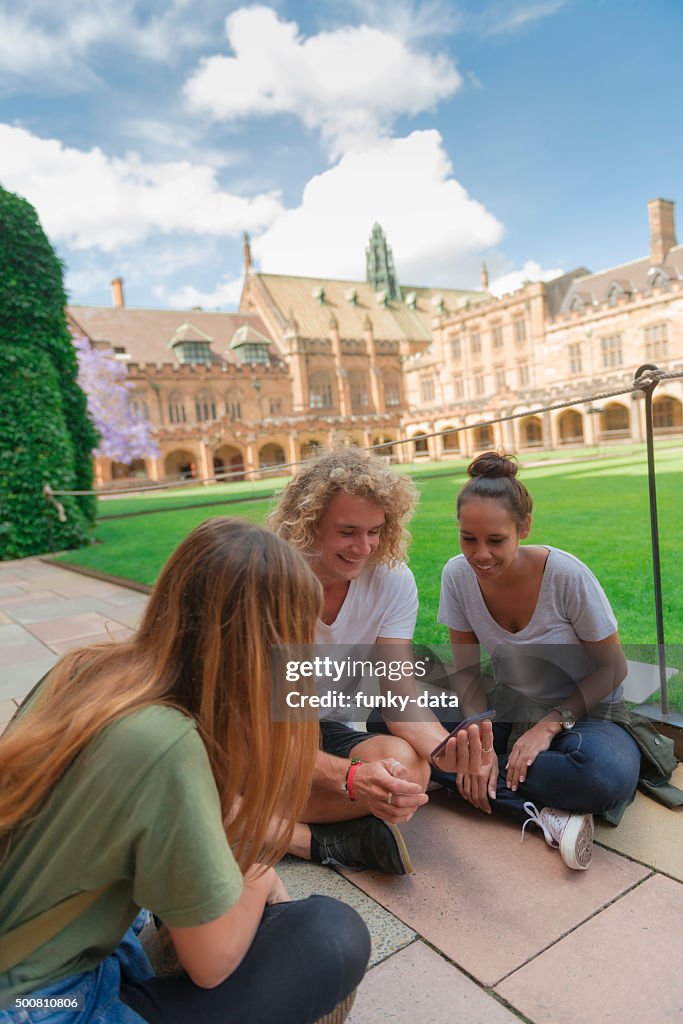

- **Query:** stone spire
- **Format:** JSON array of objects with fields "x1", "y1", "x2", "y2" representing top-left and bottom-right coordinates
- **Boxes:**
[
  {"x1": 481, "y1": 262, "x2": 489, "y2": 291},
  {"x1": 243, "y1": 231, "x2": 252, "y2": 273},
  {"x1": 366, "y1": 223, "x2": 401, "y2": 301}
]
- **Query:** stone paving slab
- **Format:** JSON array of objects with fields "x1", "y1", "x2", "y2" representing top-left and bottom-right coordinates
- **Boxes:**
[
  {"x1": 0, "y1": 623, "x2": 50, "y2": 647},
  {"x1": 24, "y1": 613, "x2": 128, "y2": 645},
  {"x1": 495, "y1": 873, "x2": 683, "y2": 1024},
  {"x1": 8, "y1": 598, "x2": 125, "y2": 625},
  {"x1": 276, "y1": 856, "x2": 416, "y2": 968},
  {"x1": 48, "y1": 627, "x2": 135, "y2": 656},
  {"x1": 0, "y1": 590, "x2": 59, "y2": 610},
  {"x1": 595, "y1": 765, "x2": 683, "y2": 881},
  {"x1": 348, "y1": 940, "x2": 521, "y2": 1024},
  {"x1": 0, "y1": 656, "x2": 58, "y2": 702},
  {"x1": 344, "y1": 791, "x2": 650, "y2": 987},
  {"x1": 0, "y1": 699, "x2": 17, "y2": 726}
]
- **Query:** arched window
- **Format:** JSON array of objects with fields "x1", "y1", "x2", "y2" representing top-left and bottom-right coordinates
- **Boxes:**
[
  {"x1": 259, "y1": 443, "x2": 286, "y2": 469},
  {"x1": 413, "y1": 433, "x2": 429, "y2": 455},
  {"x1": 383, "y1": 371, "x2": 401, "y2": 407},
  {"x1": 604, "y1": 403, "x2": 629, "y2": 432},
  {"x1": 653, "y1": 396, "x2": 683, "y2": 430},
  {"x1": 522, "y1": 417, "x2": 543, "y2": 447},
  {"x1": 168, "y1": 391, "x2": 186, "y2": 424},
  {"x1": 349, "y1": 372, "x2": 369, "y2": 412},
  {"x1": 441, "y1": 428, "x2": 460, "y2": 453},
  {"x1": 309, "y1": 371, "x2": 334, "y2": 409},
  {"x1": 225, "y1": 388, "x2": 242, "y2": 422},
  {"x1": 195, "y1": 389, "x2": 217, "y2": 423},
  {"x1": 473, "y1": 425, "x2": 494, "y2": 449},
  {"x1": 558, "y1": 410, "x2": 583, "y2": 444},
  {"x1": 129, "y1": 391, "x2": 149, "y2": 419}
]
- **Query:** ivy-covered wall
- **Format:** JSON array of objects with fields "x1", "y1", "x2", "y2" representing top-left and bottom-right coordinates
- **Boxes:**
[{"x1": 0, "y1": 186, "x2": 98, "y2": 558}]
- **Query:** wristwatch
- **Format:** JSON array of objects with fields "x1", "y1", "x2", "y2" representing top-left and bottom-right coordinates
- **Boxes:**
[{"x1": 552, "y1": 706, "x2": 576, "y2": 730}]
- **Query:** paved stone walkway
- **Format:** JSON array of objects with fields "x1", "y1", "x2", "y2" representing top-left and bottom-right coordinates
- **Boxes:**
[{"x1": 1, "y1": 557, "x2": 681, "y2": 1023}]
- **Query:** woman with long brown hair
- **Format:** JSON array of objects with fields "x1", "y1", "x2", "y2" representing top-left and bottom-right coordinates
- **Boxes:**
[{"x1": 0, "y1": 518, "x2": 370, "y2": 1023}]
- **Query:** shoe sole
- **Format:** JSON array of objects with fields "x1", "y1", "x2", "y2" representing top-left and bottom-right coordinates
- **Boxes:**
[
  {"x1": 559, "y1": 813, "x2": 593, "y2": 870},
  {"x1": 385, "y1": 821, "x2": 414, "y2": 874},
  {"x1": 314, "y1": 987, "x2": 358, "y2": 1024}
]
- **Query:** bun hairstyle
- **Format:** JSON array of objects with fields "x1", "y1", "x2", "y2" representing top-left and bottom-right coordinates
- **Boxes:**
[{"x1": 456, "y1": 451, "x2": 533, "y2": 526}]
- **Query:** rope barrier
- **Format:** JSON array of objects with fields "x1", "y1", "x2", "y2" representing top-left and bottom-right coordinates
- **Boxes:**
[{"x1": 47, "y1": 368, "x2": 683, "y2": 498}]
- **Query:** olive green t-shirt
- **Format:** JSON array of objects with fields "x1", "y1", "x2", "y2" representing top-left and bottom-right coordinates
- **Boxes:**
[{"x1": 0, "y1": 705, "x2": 243, "y2": 1001}]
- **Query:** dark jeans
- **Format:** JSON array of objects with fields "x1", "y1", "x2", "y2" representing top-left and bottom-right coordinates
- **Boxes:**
[
  {"x1": 367, "y1": 708, "x2": 641, "y2": 823},
  {"x1": 121, "y1": 896, "x2": 370, "y2": 1024}
]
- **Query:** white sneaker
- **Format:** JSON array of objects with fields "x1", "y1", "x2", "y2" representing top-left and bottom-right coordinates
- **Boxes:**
[{"x1": 522, "y1": 802, "x2": 594, "y2": 870}]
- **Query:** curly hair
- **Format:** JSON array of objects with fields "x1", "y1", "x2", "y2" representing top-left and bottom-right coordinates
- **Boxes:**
[{"x1": 268, "y1": 445, "x2": 418, "y2": 567}]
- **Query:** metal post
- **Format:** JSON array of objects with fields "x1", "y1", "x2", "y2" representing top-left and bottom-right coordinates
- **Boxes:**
[{"x1": 633, "y1": 364, "x2": 668, "y2": 714}]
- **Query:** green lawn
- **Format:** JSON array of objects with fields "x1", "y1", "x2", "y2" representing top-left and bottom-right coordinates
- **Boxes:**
[{"x1": 56, "y1": 446, "x2": 683, "y2": 707}]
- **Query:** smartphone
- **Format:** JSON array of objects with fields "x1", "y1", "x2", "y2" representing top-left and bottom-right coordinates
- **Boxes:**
[{"x1": 430, "y1": 709, "x2": 496, "y2": 762}]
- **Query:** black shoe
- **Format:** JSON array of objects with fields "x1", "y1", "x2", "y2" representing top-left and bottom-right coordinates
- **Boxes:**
[{"x1": 311, "y1": 816, "x2": 413, "y2": 875}]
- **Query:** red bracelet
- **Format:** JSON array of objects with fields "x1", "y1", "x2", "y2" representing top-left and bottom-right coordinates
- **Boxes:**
[{"x1": 342, "y1": 758, "x2": 368, "y2": 801}]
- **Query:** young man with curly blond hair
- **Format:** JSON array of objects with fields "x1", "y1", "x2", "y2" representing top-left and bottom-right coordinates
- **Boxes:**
[{"x1": 269, "y1": 445, "x2": 491, "y2": 875}]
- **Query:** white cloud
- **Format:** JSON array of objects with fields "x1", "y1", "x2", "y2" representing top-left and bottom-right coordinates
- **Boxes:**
[
  {"x1": 251, "y1": 131, "x2": 502, "y2": 285},
  {"x1": 477, "y1": 0, "x2": 568, "y2": 36},
  {"x1": 163, "y1": 276, "x2": 245, "y2": 310},
  {"x1": 0, "y1": 0, "x2": 217, "y2": 87},
  {"x1": 489, "y1": 259, "x2": 564, "y2": 296},
  {"x1": 184, "y1": 6, "x2": 462, "y2": 157},
  {"x1": 0, "y1": 124, "x2": 283, "y2": 251}
]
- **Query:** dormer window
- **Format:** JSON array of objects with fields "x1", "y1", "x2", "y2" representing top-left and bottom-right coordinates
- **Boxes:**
[
  {"x1": 237, "y1": 342, "x2": 269, "y2": 365},
  {"x1": 648, "y1": 267, "x2": 671, "y2": 290},
  {"x1": 229, "y1": 323, "x2": 273, "y2": 364},
  {"x1": 568, "y1": 295, "x2": 585, "y2": 313},
  {"x1": 173, "y1": 340, "x2": 213, "y2": 365}
]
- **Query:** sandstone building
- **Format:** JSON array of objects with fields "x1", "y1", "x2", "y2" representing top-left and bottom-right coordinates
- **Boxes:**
[{"x1": 68, "y1": 201, "x2": 683, "y2": 486}]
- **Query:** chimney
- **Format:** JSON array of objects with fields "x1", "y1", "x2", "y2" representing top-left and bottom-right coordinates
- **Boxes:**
[
  {"x1": 648, "y1": 198, "x2": 677, "y2": 266},
  {"x1": 481, "y1": 261, "x2": 490, "y2": 291},
  {"x1": 111, "y1": 277, "x2": 125, "y2": 308}
]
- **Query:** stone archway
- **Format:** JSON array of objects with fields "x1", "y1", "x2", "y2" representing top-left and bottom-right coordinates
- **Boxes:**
[
  {"x1": 213, "y1": 444, "x2": 245, "y2": 482},
  {"x1": 440, "y1": 427, "x2": 460, "y2": 454},
  {"x1": 164, "y1": 449, "x2": 197, "y2": 480},
  {"x1": 473, "y1": 424, "x2": 494, "y2": 450},
  {"x1": 653, "y1": 396, "x2": 682, "y2": 432},
  {"x1": 520, "y1": 416, "x2": 543, "y2": 448},
  {"x1": 558, "y1": 410, "x2": 584, "y2": 445},
  {"x1": 602, "y1": 402, "x2": 629, "y2": 435},
  {"x1": 259, "y1": 443, "x2": 286, "y2": 470}
]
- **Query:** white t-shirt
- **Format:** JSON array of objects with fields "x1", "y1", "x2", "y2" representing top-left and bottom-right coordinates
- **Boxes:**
[
  {"x1": 438, "y1": 547, "x2": 623, "y2": 704},
  {"x1": 316, "y1": 562, "x2": 418, "y2": 722}
]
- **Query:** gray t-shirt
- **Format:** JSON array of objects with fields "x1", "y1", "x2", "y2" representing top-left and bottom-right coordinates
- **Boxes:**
[{"x1": 438, "y1": 547, "x2": 623, "y2": 704}]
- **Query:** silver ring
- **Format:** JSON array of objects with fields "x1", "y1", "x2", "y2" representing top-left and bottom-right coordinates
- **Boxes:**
[
  {"x1": 387, "y1": 792, "x2": 393, "y2": 805},
  {"x1": 482, "y1": 745, "x2": 494, "y2": 753},
  {"x1": 389, "y1": 759, "x2": 401, "y2": 776}
]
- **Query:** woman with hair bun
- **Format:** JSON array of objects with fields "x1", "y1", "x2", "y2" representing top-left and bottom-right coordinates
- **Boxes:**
[
  {"x1": 0, "y1": 519, "x2": 370, "y2": 1024},
  {"x1": 437, "y1": 452, "x2": 641, "y2": 871}
]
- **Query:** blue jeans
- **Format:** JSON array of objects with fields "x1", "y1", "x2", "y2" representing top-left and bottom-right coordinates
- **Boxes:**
[
  {"x1": 433, "y1": 718, "x2": 641, "y2": 823},
  {"x1": 366, "y1": 707, "x2": 641, "y2": 823},
  {"x1": 1, "y1": 897, "x2": 370, "y2": 1024}
]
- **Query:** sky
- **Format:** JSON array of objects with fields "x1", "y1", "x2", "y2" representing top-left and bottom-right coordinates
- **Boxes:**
[{"x1": 1, "y1": 0, "x2": 682, "y2": 311}]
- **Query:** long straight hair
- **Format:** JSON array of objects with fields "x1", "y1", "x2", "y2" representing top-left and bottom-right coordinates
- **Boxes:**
[{"x1": 0, "y1": 518, "x2": 322, "y2": 870}]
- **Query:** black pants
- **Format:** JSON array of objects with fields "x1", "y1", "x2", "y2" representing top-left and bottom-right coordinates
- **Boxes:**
[{"x1": 121, "y1": 896, "x2": 370, "y2": 1024}]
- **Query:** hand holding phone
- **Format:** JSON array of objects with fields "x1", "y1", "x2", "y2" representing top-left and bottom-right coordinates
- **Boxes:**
[{"x1": 430, "y1": 709, "x2": 496, "y2": 762}]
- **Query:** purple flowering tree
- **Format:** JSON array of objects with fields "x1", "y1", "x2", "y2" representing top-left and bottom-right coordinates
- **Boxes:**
[{"x1": 72, "y1": 333, "x2": 160, "y2": 464}]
